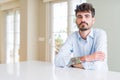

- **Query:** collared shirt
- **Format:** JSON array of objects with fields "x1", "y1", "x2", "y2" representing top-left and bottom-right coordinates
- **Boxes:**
[{"x1": 55, "y1": 28, "x2": 108, "y2": 70}]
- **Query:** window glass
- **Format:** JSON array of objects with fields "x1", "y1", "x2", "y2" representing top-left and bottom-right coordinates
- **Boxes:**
[{"x1": 5, "y1": 10, "x2": 20, "y2": 64}]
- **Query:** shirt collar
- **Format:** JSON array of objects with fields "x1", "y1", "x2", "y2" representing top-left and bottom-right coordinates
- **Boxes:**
[
  {"x1": 88, "y1": 28, "x2": 94, "y2": 39},
  {"x1": 77, "y1": 28, "x2": 94, "y2": 40}
]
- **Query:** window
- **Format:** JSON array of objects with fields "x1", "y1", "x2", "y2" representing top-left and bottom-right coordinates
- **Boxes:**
[
  {"x1": 5, "y1": 9, "x2": 20, "y2": 64},
  {"x1": 49, "y1": 0, "x2": 86, "y2": 63},
  {"x1": 52, "y1": 2, "x2": 68, "y2": 55}
]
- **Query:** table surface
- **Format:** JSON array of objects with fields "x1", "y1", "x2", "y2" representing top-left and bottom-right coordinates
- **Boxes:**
[{"x1": 0, "y1": 61, "x2": 120, "y2": 80}]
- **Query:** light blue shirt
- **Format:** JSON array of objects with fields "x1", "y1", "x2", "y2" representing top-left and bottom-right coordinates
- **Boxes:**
[{"x1": 55, "y1": 28, "x2": 108, "y2": 70}]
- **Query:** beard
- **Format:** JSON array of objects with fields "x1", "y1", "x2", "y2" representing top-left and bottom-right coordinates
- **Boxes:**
[
  {"x1": 79, "y1": 25, "x2": 90, "y2": 31},
  {"x1": 77, "y1": 22, "x2": 90, "y2": 31}
]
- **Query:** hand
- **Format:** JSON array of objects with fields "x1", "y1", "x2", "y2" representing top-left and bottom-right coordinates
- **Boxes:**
[{"x1": 84, "y1": 51, "x2": 105, "y2": 62}]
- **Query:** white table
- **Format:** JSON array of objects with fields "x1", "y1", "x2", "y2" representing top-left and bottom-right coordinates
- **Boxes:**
[{"x1": 0, "y1": 61, "x2": 120, "y2": 80}]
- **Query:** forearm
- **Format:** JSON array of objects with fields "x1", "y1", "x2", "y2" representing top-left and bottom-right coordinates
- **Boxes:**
[
  {"x1": 80, "y1": 51, "x2": 105, "y2": 62},
  {"x1": 72, "y1": 52, "x2": 106, "y2": 69}
]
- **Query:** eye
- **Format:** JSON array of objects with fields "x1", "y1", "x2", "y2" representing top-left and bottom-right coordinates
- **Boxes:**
[
  {"x1": 77, "y1": 15, "x2": 82, "y2": 19},
  {"x1": 85, "y1": 14, "x2": 90, "y2": 18}
]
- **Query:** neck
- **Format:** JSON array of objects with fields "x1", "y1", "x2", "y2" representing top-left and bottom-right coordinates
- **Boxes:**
[{"x1": 79, "y1": 29, "x2": 91, "y2": 40}]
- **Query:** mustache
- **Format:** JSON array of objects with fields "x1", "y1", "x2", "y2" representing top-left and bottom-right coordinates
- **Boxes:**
[{"x1": 79, "y1": 21, "x2": 88, "y2": 26}]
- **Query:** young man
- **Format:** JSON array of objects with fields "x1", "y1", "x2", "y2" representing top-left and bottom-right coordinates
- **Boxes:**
[{"x1": 55, "y1": 3, "x2": 108, "y2": 70}]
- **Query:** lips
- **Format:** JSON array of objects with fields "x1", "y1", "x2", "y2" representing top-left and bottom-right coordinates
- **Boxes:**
[{"x1": 80, "y1": 22, "x2": 88, "y2": 25}]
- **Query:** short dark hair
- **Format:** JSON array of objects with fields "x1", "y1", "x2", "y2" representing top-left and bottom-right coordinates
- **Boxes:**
[{"x1": 75, "y1": 3, "x2": 95, "y2": 17}]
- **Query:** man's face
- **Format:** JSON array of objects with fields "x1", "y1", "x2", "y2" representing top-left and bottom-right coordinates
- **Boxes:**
[{"x1": 76, "y1": 11, "x2": 95, "y2": 31}]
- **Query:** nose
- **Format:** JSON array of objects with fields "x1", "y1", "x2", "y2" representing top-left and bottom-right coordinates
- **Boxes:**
[{"x1": 81, "y1": 17, "x2": 86, "y2": 22}]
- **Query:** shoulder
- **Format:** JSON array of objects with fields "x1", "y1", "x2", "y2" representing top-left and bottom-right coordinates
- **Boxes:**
[
  {"x1": 68, "y1": 31, "x2": 78, "y2": 39},
  {"x1": 65, "y1": 31, "x2": 79, "y2": 43},
  {"x1": 92, "y1": 28, "x2": 107, "y2": 40},
  {"x1": 93, "y1": 28, "x2": 107, "y2": 36}
]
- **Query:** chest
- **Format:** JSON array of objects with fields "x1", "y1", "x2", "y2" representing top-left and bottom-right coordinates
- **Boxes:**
[{"x1": 72, "y1": 38, "x2": 95, "y2": 56}]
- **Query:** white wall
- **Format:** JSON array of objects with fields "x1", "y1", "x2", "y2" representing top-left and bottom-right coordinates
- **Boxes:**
[
  {"x1": 19, "y1": 0, "x2": 47, "y2": 61},
  {"x1": 88, "y1": 0, "x2": 120, "y2": 71},
  {"x1": 19, "y1": 0, "x2": 40, "y2": 61}
]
